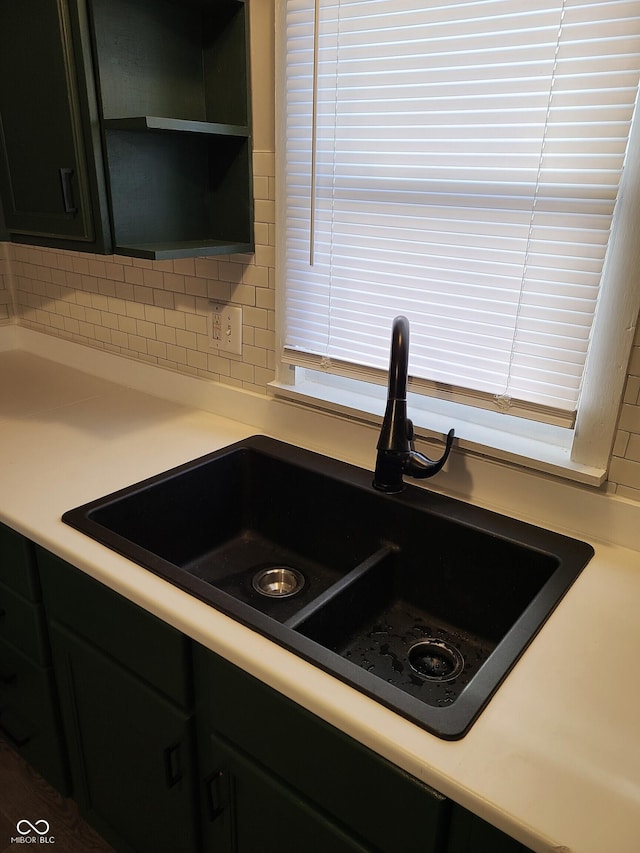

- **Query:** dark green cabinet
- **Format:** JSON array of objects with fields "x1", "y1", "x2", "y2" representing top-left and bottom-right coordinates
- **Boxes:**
[
  {"x1": 49, "y1": 623, "x2": 199, "y2": 853},
  {"x1": 37, "y1": 548, "x2": 199, "y2": 853},
  {"x1": 0, "y1": 0, "x2": 110, "y2": 251},
  {"x1": 202, "y1": 731, "x2": 372, "y2": 852},
  {"x1": 0, "y1": 523, "x2": 69, "y2": 793},
  {"x1": 194, "y1": 645, "x2": 450, "y2": 853},
  {"x1": 0, "y1": 0, "x2": 253, "y2": 259}
]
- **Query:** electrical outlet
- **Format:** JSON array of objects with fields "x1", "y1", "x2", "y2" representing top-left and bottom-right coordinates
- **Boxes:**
[{"x1": 209, "y1": 304, "x2": 242, "y2": 355}]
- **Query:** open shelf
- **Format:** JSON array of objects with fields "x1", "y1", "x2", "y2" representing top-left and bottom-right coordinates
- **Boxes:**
[
  {"x1": 102, "y1": 116, "x2": 251, "y2": 138},
  {"x1": 115, "y1": 239, "x2": 254, "y2": 261},
  {"x1": 88, "y1": 0, "x2": 253, "y2": 259},
  {"x1": 104, "y1": 129, "x2": 252, "y2": 258}
]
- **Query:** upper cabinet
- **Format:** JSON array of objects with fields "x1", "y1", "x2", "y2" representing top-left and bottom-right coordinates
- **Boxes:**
[
  {"x1": 0, "y1": 0, "x2": 111, "y2": 252},
  {"x1": 0, "y1": 0, "x2": 254, "y2": 259}
]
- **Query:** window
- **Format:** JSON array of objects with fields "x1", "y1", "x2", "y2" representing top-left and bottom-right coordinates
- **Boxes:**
[{"x1": 275, "y1": 0, "x2": 640, "y2": 483}]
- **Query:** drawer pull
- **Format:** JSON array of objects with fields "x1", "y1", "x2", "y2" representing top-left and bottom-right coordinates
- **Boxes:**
[
  {"x1": 163, "y1": 743, "x2": 183, "y2": 788},
  {"x1": 59, "y1": 167, "x2": 78, "y2": 215},
  {"x1": 206, "y1": 769, "x2": 227, "y2": 821}
]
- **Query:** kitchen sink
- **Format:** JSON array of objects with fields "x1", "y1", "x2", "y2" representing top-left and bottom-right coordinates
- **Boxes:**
[{"x1": 63, "y1": 435, "x2": 593, "y2": 739}]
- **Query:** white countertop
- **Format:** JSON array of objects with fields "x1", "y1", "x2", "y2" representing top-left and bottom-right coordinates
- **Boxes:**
[{"x1": 1, "y1": 329, "x2": 639, "y2": 853}]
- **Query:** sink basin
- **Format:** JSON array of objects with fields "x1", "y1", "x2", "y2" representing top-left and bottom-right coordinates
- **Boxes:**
[
  {"x1": 66, "y1": 445, "x2": 380, "y2": 624},
  {"x1": 291, "y1": 520, "x2": 559, "y2": 712},
  {"x1": 63, "y1": 435, "x2": 593, "y2": 739}
]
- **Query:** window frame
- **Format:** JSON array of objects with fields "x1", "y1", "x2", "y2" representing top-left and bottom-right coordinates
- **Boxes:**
[{"x1": 273, "y1": 0, "x2": 640, "y2": 486}]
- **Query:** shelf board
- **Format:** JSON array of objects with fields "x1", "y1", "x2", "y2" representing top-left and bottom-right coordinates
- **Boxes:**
[
  {"x1": 115, "y1": 238, "x2": 255, "y2": 260},
  {"x1": 103, "y1": 116, "x2": 250, "y2": 138}
]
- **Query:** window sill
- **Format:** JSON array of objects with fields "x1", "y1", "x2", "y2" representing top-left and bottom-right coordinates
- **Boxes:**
[{"x1": 269, "y1": 370, "x2": 607, "y2": 487}]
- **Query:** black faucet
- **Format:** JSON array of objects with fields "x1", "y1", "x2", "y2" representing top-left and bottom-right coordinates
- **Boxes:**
[{"x1": 373, "y1": 316, "x2": 455, "y2": 493}]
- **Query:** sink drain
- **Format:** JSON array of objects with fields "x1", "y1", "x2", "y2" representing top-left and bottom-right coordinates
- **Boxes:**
[
  {"x1": 252, "y1": 566, "x2": 305, "y2": 598},
  {"x1": 408, "y1": 639, "x2": 464, "y2": 682}
]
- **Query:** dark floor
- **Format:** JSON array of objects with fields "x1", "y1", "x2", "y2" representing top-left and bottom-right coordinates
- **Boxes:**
[{"x1": 0, "y1": 739, "x2": 114, "y2": 853}]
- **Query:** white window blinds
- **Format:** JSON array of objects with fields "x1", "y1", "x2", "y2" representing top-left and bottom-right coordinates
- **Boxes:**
[{"x1": 281, "y1": 0, "x2": 640, "y2": 424}]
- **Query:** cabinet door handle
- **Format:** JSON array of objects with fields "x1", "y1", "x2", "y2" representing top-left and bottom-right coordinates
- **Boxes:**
[
  {"x1": 163, "y1": 743, "x2": 183, "y2": 788},
  {"x1": 205, "y1": 769, "x2": 227, "y2": 821},
  {"x1": 59, "y1": 167, "x2": 78, "y2": 214}
]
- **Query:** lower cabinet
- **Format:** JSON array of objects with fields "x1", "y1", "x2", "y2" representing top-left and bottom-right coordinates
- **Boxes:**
[
  {"x1": 203, "y1": 731, "x2": 372, "y2": 853},
  {"x1": 194, "y1": 644, "x2": 450, "y2": 853},
  {"x1": 0, "y1": 638, "x2": 69, "y2": 793},
  {"x1": 0, "y1": 532, "x2": 535, "y2": 853},
  {"x1": 37, "y1": 547, "x2": 199, "y2": 853},
  {"x1": 49, "y1": 623, "x2": 199, "y2": 853},
  {"x1": 0, "y1": 523, "x2": 68, "y2": 792}
]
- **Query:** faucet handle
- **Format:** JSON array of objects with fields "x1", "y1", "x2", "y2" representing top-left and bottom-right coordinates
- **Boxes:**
[{"x1": 405, "y1": 428, "x2": 455, "y2": 480}]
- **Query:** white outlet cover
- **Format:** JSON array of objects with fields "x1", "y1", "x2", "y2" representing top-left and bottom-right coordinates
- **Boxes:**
[{"x1": 209, "y1": 304, "x2": 242, "y2": 355}]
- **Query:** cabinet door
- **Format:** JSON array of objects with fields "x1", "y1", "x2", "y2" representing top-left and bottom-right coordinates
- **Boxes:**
[
  {"x1": 0, "y1": 639, "x2": 69, "y2": 793},
  {"x1": 50, "y1": 623, "x2": 199, "y2": 853},
  {"x1": 201, "y1": 730, "x2": 372, "y2": 853},
  {"x1": 0, "y1": 581, "x2": 50, "y2": 665},
  {"x1": 195, "y1": 646, "x2": 450, "y2": 853},
  {"x1": 0, "y1": 0, "x2": 106, "y2": 246}
]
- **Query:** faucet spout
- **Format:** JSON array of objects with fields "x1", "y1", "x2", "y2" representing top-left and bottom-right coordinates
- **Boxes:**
[
  {"x1": 388, "y1": 315, "x2": 409, "y2": 403},
  {"x1": 376, "y1": 315, "x2": 411, "y2": 456},
  {"x1": 373, "y1": 316, "x2": 454, "y2": 493}
]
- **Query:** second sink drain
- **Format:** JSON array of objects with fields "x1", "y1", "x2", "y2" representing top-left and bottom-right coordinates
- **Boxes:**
[
  {"x1": 408, "y1": 639, "x2": 464, "y2": 682},
  {"x1": 252, "y1": 566, "x2": 306, "y2": 598}
]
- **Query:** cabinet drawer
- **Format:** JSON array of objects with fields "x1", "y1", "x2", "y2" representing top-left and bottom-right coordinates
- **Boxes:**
[
  {"x1": 0, "y1": 580, "x2": 49, "y2": 664},
  {"x1": 37, "y1": 547, "x2": 191, "y2": 707},
  {"x1": 195, "y1": 645, "x2": 449, "y2": 853},
  {"x1": 0, "y1": 639, "x2": 69, "y2": 793},
  {"x1": 0, "y1": 522, "x2": 40, "y2": 600}
]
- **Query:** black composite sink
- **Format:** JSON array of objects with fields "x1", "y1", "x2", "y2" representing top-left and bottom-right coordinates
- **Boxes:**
[{"x1": 63, "y1": 435, "x2": 593, "y2": 739}]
